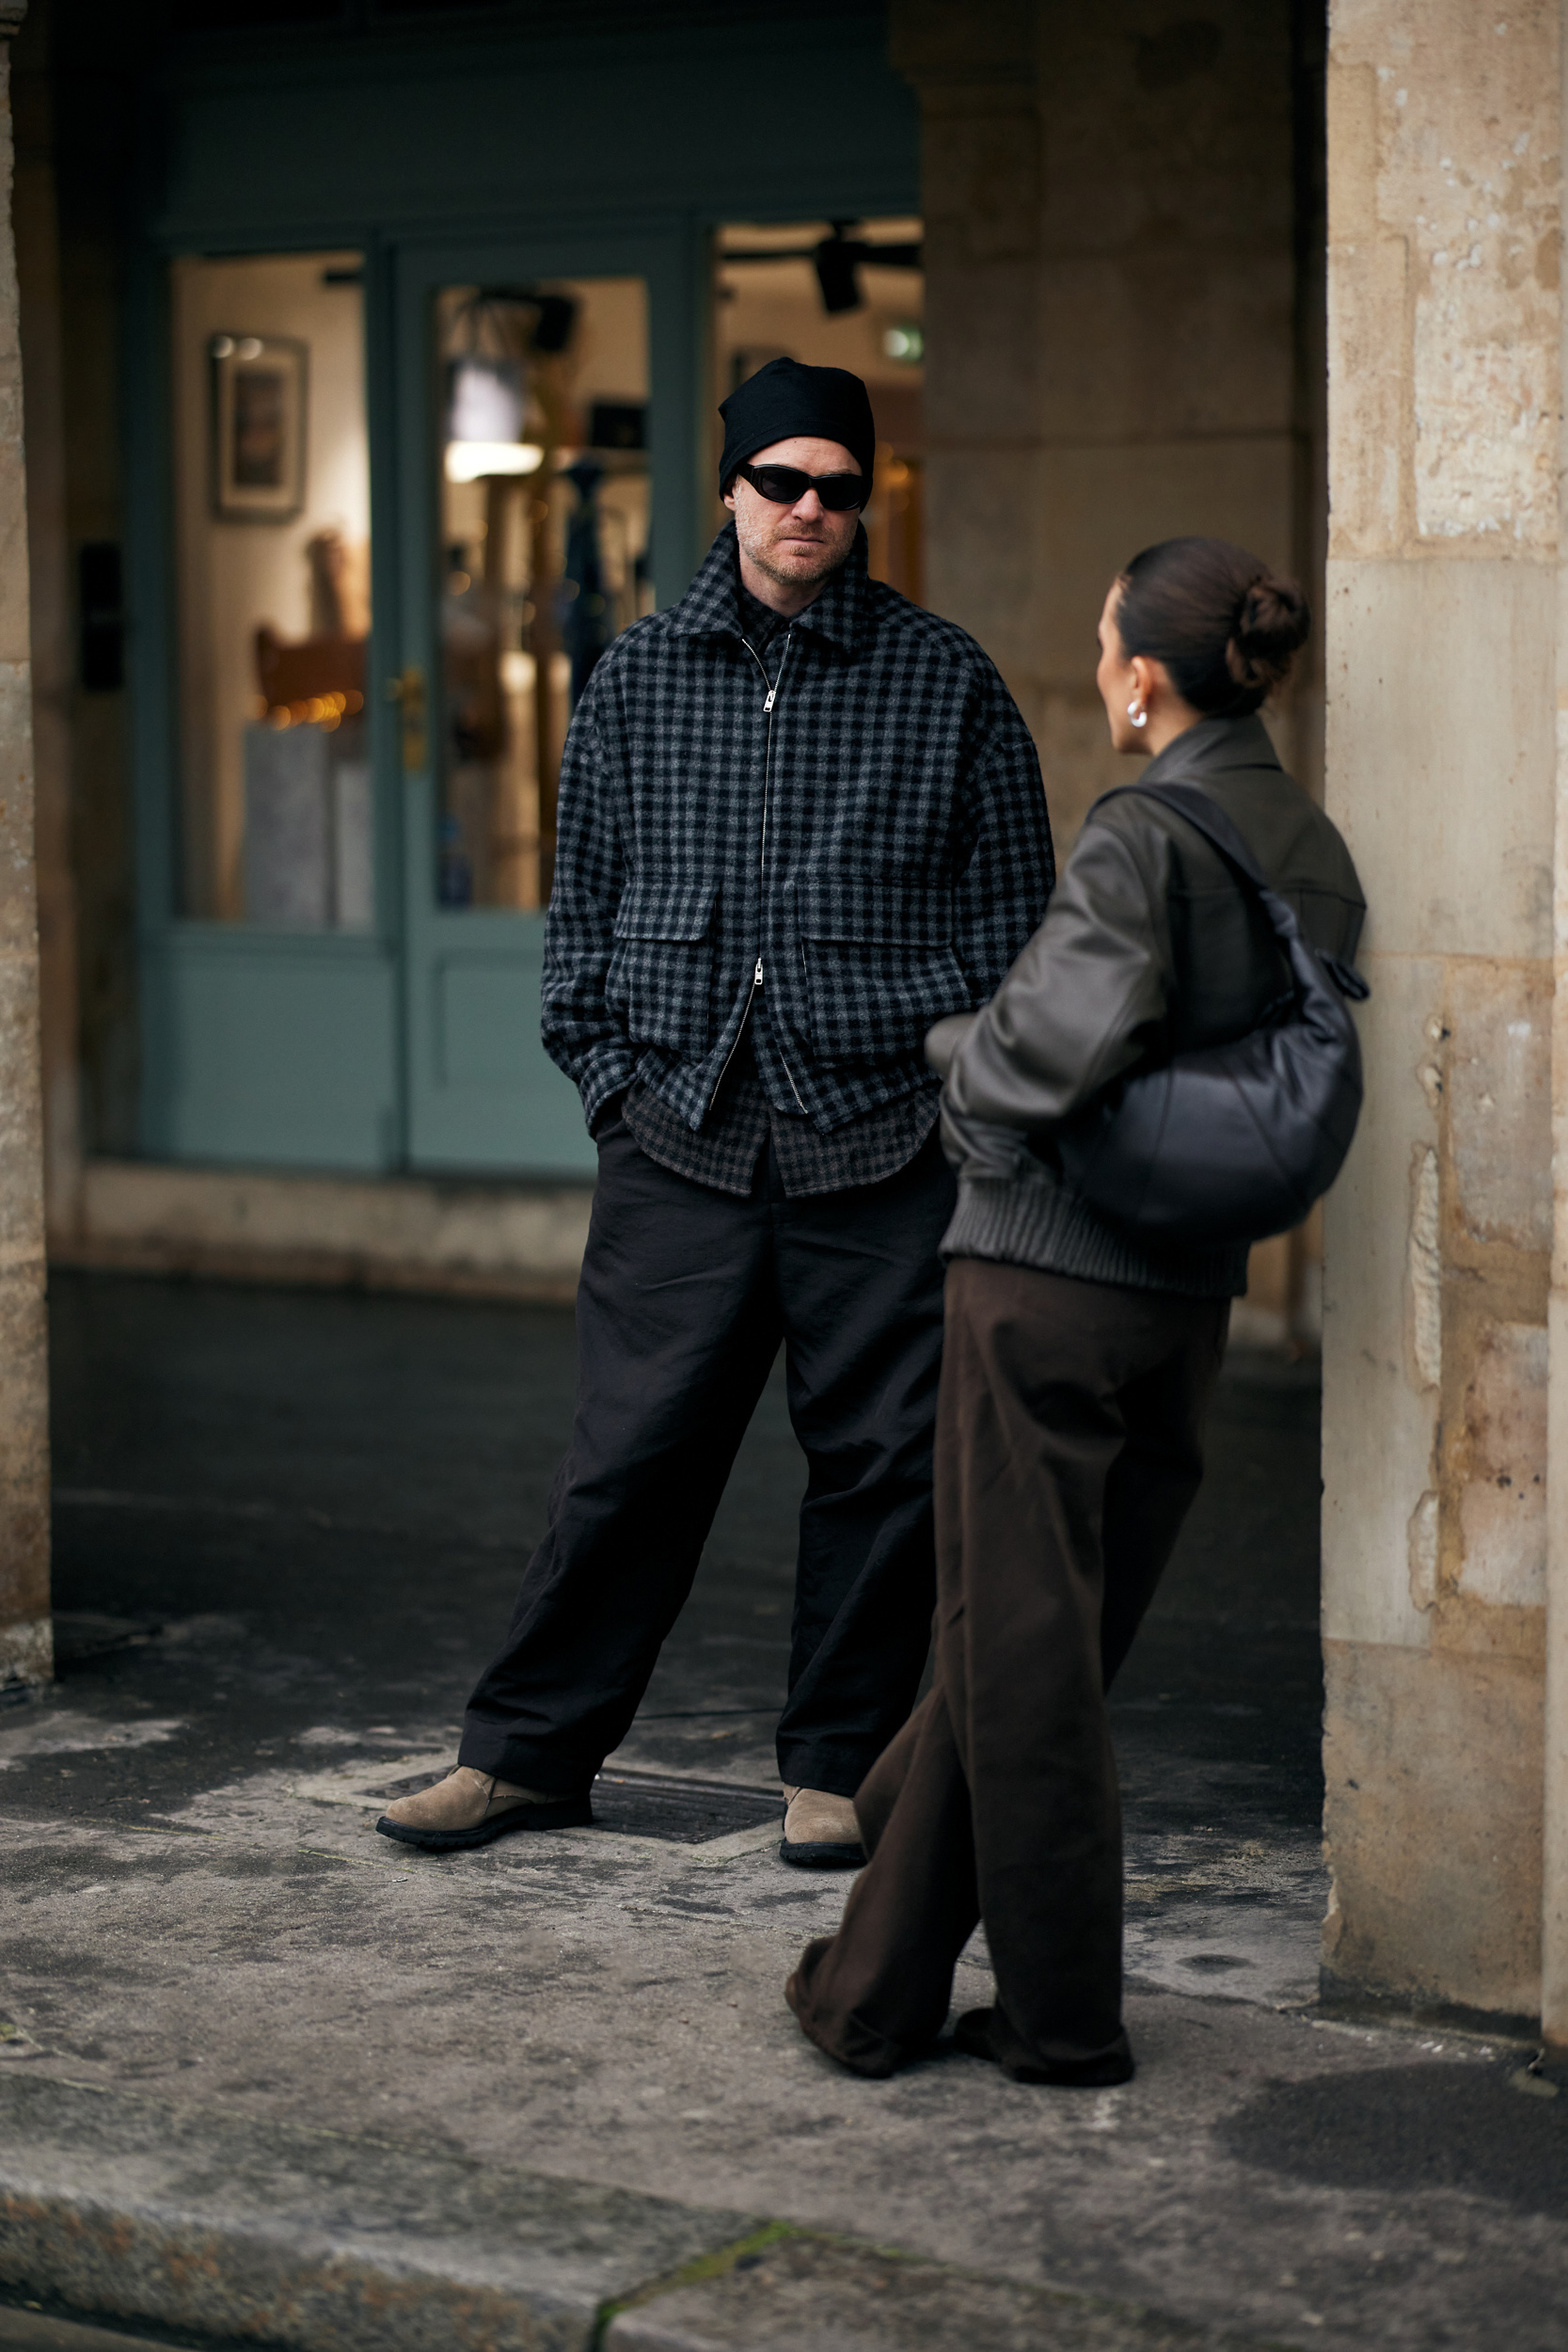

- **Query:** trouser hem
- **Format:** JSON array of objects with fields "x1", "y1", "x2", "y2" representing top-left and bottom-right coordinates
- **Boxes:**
[
  {"x1": 457, "y1": 1725, "x2": 595, "y2": 1794},
  {"x1": 785, "y1": 1938, "x2": 921, "y2": 2079},
  {"x1": 776, "y1": 1741, "x2": 883, "y2": 1801}
]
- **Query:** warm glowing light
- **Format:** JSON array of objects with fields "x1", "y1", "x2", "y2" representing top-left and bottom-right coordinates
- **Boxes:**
[{"x1": 444, "y1": 441, "x2": 545, "y2": 484}]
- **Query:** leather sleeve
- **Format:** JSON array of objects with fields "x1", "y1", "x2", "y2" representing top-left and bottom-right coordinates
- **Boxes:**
[{"x1": 942, "y1": 818, "x2": 1174, "y2": 1168}]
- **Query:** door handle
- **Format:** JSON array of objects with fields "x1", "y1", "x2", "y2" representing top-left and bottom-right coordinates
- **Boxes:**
[{"x1": 388, "y1": 665, "x2": 428, "y2": 772}]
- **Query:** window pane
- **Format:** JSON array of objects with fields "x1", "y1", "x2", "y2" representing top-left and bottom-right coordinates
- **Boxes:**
[
  {"x1": 435, "y1": 277, "x2": 651, "y2": 912},
  {"x1": 714, "y1": 219, "x2": 924, "y2": 603},
  {"x1": 171, "y1": 250, "x2": 372, "y2": 927}
]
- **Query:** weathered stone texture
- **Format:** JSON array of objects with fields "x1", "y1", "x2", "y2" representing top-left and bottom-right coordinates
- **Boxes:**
[
  {"x1": 896, "y1": 0, "x2": 1310, "y2": 855},
  {"x1": 1323, "y1": 0, "x2": 1560, "y2": 2027},
  {"x1": 1324, "y1": 562, "x2": 1554, "y2": 961},
  {"x1": 1452, "y1": 1320, "x2": 1547, "y2": 1614},
  {"x1": 0, "y1": 42, "x2": 51, "y2": 1686},
  {"x1": 1446, "y1": 960, "x2": 1554, "y2": 1256},
  {"x1": 1322, "y1": 952, "x2": 1442, "y2": 1654},
  {"x1": 1329, "y1": 0, "x2": 1561, "y2": 555},
  {"x1": 1323, "y1": 1637, "x2": 1544, "y2": 2024}
]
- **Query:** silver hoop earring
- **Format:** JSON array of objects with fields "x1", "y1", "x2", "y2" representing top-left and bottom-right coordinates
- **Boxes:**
[{"x1": 1128, "y1": 700, "x2": 1148, "y2": 730}]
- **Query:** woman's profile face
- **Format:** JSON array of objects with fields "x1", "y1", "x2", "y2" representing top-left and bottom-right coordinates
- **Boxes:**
[{"x1": 1096, "y1": 584, "x2": 1145, "y2": 755}]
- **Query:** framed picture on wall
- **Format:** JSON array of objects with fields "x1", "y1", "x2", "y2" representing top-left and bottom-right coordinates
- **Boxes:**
[{"x1": 210, "y1": 332, "x2": 308, "y2": 521}]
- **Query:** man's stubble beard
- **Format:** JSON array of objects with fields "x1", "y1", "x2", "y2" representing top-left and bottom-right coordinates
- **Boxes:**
[{"x1": 736, "y1": 516, "x2": 852, "y2": 594}]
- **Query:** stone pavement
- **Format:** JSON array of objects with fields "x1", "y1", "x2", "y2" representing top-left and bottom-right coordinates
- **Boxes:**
[{"x1": 0, "y1": 1274, "x2": 1564, "y2": 2350}]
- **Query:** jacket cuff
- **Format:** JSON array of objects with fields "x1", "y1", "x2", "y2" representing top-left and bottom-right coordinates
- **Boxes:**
[{"x1": 578, "y1": 1049, "x2": 640, "y2": 1134}]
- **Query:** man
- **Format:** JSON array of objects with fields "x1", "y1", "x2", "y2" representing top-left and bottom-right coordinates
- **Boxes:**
[{"x1": 379, "y1": 358, "x2": 1053, "y2": 1864}]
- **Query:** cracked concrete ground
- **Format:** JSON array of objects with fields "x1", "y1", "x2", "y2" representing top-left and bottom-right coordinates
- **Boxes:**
[{"x1": 1, "y1": 1273, "x2": 1564, "y2": 2350}]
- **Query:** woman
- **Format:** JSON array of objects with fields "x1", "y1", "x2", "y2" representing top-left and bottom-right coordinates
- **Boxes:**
[{"x1": 784, "y1": 536, "x2": 1366, "y2": 2088}]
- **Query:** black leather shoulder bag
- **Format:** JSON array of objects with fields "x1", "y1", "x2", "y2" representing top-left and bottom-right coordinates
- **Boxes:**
[{"x1": 1053, "y1": 782, "x2": 1370, "y2": 1249}]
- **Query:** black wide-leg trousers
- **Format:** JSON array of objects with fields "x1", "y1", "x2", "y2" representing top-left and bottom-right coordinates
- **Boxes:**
[
  {"x1": 458, "y1": 1115, "x2": 956, "y2": 1798},
  {"x1": 788, "y1": 1258, "x2": 1229, "y2": 2075}
]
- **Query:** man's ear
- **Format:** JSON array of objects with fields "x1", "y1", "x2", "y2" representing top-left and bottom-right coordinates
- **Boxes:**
[{"x1": 721, "y1": 486, "x2": 736, "y2": 514}]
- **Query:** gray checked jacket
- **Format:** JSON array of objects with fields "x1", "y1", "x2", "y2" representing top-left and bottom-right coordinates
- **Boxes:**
[{"x1": 541, "y1": 524, "x2": 1055, "y2": 1136}]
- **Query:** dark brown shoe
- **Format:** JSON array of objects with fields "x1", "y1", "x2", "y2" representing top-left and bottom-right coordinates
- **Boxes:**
[{"x1": 954, "y1": 2006, "x2": 1134, "y2": 2087}]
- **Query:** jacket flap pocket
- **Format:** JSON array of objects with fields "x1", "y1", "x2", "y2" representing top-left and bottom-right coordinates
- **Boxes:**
[
  {"x1": 612, "y1": 875, "x2": 719, "y2": 943},
  {"x1": 798, "y1": 873, "x2": 952, "y2": 946}
]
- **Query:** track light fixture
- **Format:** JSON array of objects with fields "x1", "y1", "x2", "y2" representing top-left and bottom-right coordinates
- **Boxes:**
[{"x1": 721, "y1": 222, "x2": 923, "y2": 319}]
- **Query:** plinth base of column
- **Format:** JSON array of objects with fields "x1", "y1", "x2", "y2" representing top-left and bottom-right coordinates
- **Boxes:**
[{"x1": 0, "y1": 1613, "x2": 54, "y2": 1690}]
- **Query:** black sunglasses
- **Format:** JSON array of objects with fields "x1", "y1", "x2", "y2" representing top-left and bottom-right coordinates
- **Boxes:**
[{"x1": 733, "y1": 461, "x2": 869, "y2": 513}]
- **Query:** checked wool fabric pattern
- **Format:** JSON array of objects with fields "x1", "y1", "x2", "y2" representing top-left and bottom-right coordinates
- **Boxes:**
[{"x1": 542, "y1": 524, "x2": 1055, "y2": 1138}]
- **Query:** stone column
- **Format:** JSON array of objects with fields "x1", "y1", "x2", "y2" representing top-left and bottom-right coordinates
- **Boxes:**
[
  {"x1": 1323, "y1": 0, "x2": 1559, "y2": 2025},
  {"x1": 0, "y1": 0, "x2": 51, "y2": 1695},
  {"x1": 1544, "y1": 0, "x2": 1568, "y2": 2072},
  {"x1": 892, "y1": 0, "x2": 1310, "y2": 856},
  {"x1": 14, "y1": 3, "x2": 81, "y2": 1249}
]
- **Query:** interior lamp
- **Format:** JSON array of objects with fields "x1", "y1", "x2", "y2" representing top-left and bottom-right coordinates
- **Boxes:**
[
  {"x1": 445, "y1": 441, "x2": 545, "y2": 483},
  {"x1": 444, "y1": 354, "x2": 544, "y2": 483}
]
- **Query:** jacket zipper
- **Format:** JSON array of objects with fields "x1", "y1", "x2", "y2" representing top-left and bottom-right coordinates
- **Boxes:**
[{"x1": 709, "y1": 629, "x2": 807, "y2": 1114}]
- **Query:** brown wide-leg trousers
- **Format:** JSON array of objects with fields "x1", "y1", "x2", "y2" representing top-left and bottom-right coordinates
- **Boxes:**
[{"x1": 788, "y1": 1256, "x2": 1230, "y2": 2079}]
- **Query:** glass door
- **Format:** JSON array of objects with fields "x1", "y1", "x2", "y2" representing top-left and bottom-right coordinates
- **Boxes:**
[{"x1": 393, "y1": 233, "x2": 696, "y2": 1174}]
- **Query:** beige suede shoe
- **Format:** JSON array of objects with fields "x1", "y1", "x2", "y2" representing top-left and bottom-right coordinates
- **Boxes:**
[
  {"x1": 780, "y1": 1783, "x2": 865, "y2": 1870},
  {"x1": 375, "y1": 1765, "x2": 592, "y2": 1852}
]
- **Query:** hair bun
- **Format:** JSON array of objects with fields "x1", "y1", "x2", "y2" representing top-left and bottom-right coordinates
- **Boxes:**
[
  {"x1": 1226, "y1": 571, "x2": 1310, "y2": 692},
  {"x1": 1117, "y1": 537, "x2": 1309, "y2": 718}
]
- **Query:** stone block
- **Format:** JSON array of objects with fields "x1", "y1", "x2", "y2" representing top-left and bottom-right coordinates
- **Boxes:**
[
  {"x1": 924, "y1": 448, "x2": 1041, "y2": 675},
  {"x1": 920, "y1": 95, "x2": 1038, "y2": 262},
  {"x1": 1323, "y1": 1635, "x2": 1544, "y2": 2025},
  {"x1": 0, "y1": 2075, "x2": 759, "y2": 2352},
  {"x1": 1453, "y1": 1319, "x2": 1547, "y2": 1612},
  {"x1": 70, "y1": 1159, "x2": 593, "y2": 1298},
  {"x1": 1034, "y1": 438, "x2": 1294, "y2": 692},
  {"x1": 1033, "y1": 686, "x2": 1124, "y2": 856},
  {"x1": 1324, "y1": 558, "x2": 1555, "y2": 961},
  {"x1": 1322, "y1": 952, "x2": 1443, "y2": 1650},
  {"x1": 0, "y1": 442, "x2": 28, "y2": 668},
  {"x1": 1037, "y1": 252, "x2": 1295, "y2": 444},
  {"x1": 610, "y1": 2227, "x2": 1257, "y2": 2350},
  {"x1": 0, "y1": 948, "x2": 44, "y2": 1263},
  {"x1": 921, "y1": 241, "x2": 1038, "y2": 444},
  {"x1": 1325, "y1": 59, "x2": 1379, "y2": 246},
  {"x1": 0, "y1": 661, "x2": 38, "y2": 952},
  {"x1": 1039, "y1": 1, "x2": 1293, "y2": 257},
  {"x1": 0, "y1": 1610, "x2": 50, "y2": 1689},
  {"x1": 1328, "y1": 0, "x2": 1560, "y2": 551},
  {"x1": 1326, "y1": 236, "x2": 1409, "y2": 556},
  {"x1": 889, "y1": 0, "x2": 1036, "y2": 89},
  {"x1": 1444, "y1": 955, "x2": 1552, "y2": 1256}
]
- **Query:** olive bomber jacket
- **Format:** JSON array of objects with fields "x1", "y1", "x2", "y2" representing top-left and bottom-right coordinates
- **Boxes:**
[{"x1": 927, "y1": 714, "x2": 1368, "y2": 1298}]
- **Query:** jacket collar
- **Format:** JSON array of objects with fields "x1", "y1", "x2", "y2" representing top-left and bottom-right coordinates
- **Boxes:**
[
  {"x1": 1140, "y1": 713, "x2": 1283, "y2": 785},
  {"x1": 667, "y1": 521, "x2": 870, "y2": 655}
]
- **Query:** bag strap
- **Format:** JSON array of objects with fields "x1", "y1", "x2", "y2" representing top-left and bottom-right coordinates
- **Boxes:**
[
  {"x1": 1087, "y1": 779, "x2": 1371, "y2": 1002},
  {"x1": 1088, "y1": 780, "x2": 1274, "y2": 895}
]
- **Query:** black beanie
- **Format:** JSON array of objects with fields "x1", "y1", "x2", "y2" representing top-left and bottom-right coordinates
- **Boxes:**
[{"x1": 719, "y1": 358, "x2": 877, "y2": 498}]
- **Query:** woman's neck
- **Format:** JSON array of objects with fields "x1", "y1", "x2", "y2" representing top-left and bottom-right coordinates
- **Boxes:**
[{"x1": 1141, "y1": 703, "x2": 1205, "y2": 760}]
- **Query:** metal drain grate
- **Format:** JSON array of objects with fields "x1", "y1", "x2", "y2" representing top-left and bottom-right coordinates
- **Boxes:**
[
  {"x1": 367, "y1": 1766, "x2": 779, "y2": 1845},
  {"x1": 592, "y1": 1772, "x2": 780, "y2": 1844}
]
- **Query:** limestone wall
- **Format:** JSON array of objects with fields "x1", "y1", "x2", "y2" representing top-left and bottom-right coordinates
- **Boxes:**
[
  {"x1": 0, "y1": 10, "x2": 52, "y2": 1692},
  {"x1": 892, "y1": 0, "x2": 1316, "y2": 853},
  {"x1": 1323, "y1": 0, "x2": 1560, "y2": 2026}
]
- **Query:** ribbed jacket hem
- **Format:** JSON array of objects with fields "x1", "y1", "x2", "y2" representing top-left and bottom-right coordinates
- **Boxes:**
[{"x1": 941, "y1": 1174, "x2": 1249, "y2": 1299}]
